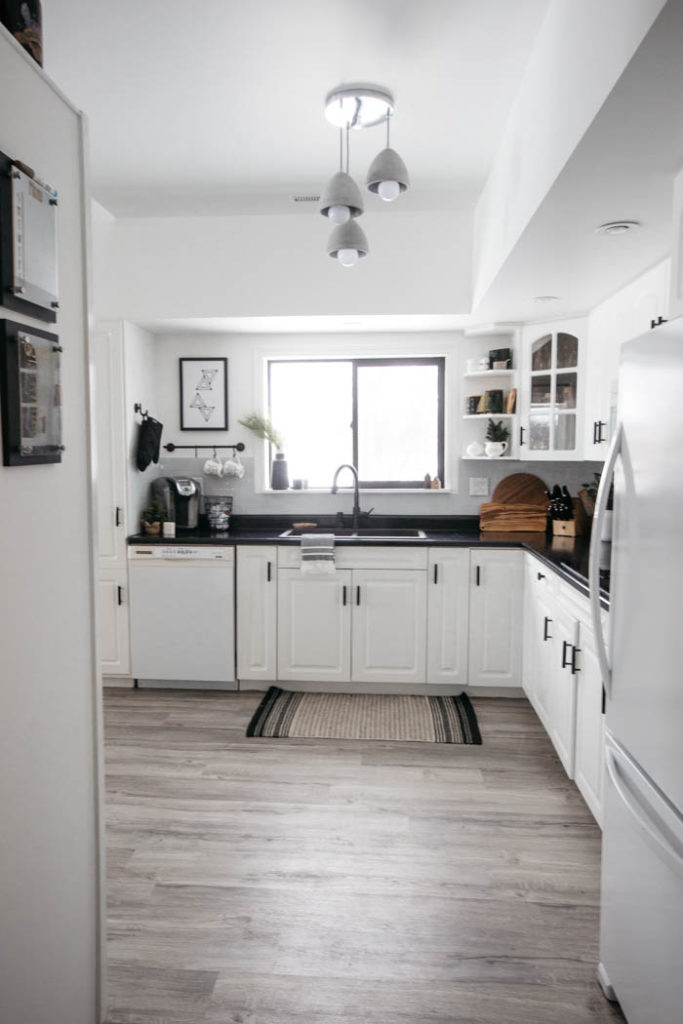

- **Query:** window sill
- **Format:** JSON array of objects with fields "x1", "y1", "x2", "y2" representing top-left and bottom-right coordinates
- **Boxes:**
[{"x1": 259, "y1": 487, "x2": 454, "y2": 495}]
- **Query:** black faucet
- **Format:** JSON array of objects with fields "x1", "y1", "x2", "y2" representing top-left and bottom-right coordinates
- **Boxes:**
[{"x1": 331, "y1": 463, "x2": 361, "y2": 530}]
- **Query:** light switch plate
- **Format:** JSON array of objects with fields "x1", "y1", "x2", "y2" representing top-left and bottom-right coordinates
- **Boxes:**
[{"x1": 469, "y1": 476, "x2": 489, "y2": 496}]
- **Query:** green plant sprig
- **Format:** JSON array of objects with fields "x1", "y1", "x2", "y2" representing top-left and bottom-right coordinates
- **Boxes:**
[{"x1": 238, "y1": 413, "x2": 283, "y2": 450}]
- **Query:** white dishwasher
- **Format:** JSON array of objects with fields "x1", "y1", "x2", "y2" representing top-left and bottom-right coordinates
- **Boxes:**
[{"x1": 128, "y1": 544, "x2": 236, "y2": 688}]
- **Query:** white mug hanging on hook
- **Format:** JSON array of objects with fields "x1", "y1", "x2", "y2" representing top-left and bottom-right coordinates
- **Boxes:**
[
  {"x1": 203, "y1": 450, "x2": 223, "y2": 477},
  {"x1": 222, "y1": 450, "x2": 245, "y2": 479}
]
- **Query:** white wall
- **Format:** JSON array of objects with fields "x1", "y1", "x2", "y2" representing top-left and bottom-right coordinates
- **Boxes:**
[
  {"x1": 473, "y1": 0, "x2": 667, "y2": 310},
  {"x1": 0, "y1": 29, "x2": 101, "y2": 1024},
  {"x1": 148, "y1": 329, "x2": 601, "y2": 517},
  {"x1": 92, "y1": 206, "x2": 473, "y2": 322}
]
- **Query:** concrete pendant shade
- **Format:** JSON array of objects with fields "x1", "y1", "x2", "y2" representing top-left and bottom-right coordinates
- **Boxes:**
[
  {"x1": 320, "y1": 171, "x2": 364, "y2": 219},
  {"x1": 366, "y1": 147, "x2": 410, "y2": 195},
  {"x1": 327, "y1": 218, "x2": 369, "y2": 260}
]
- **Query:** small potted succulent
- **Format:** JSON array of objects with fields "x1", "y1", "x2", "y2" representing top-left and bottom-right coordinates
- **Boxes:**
[
  {"x1": 484, "y1": 418, "x2": 509, "y2": 458},
  {"x1": 140, "y1": 498, "x2": 167, "y2": 536}
]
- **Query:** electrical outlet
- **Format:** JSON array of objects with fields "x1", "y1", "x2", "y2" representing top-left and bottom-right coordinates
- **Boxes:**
[{"x1": 469, "y1": 476, "x2": 489, "y2": 497}]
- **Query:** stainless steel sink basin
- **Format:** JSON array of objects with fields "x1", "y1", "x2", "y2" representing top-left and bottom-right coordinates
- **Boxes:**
[{"x1": 279, "y1": 527, "x2": 426, "y2": 539}]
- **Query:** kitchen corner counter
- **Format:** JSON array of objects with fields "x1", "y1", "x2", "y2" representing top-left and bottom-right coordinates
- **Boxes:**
[{"x1": 127, "y1": 514, "x2": 607, "y2": 605}]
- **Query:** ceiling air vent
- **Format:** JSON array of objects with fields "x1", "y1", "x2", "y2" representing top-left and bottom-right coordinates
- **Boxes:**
[{"x1": 291, "y1": 194, "x2": 320, "y2": 204}]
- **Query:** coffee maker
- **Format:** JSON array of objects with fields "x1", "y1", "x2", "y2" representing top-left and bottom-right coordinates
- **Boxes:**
[{"x1": 150, "y1": 477, "x2": 201, "y2": 530}]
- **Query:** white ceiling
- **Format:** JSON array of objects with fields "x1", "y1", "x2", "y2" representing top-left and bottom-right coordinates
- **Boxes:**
[{"x1": 42, "y1": 0, "x2": 550, "y2": 218}]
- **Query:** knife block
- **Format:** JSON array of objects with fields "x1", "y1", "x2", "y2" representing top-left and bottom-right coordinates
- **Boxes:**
[{"x1": 552, "y1": 498, "x2": 588, "y2": 536}]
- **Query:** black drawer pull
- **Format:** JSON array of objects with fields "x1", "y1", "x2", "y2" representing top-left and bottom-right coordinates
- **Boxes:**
[
  {"x1": 571, "y1": 645, "x2": 581, "y2": 675},
  {"x1": 543, "y1": 616, "x2": 552, "y2": 641},
  {"x1": 115, "y1": 506, "x2": 122, "y2": 527},
  {"x1": 537, "y1": 571, "x2": 545, "y2": 580},
  {"x1": 342, "y1": 585, "x2": 347, "y2": 606},
  {"x1": 356, "y1": 586, "x2": 361, "y2": 606},
  {"x1": 117, "y1": 585, "x2": 123, "y2": 606},
  {"x1": 433, "y1": 564, "x2": 438, "y2": 584},
  {"x1": 267, "y1": 561, "x2": 272, "y2": 582},
  {"x1": 475, "y1": 565, "x2": 481, "y2": 587},
  {"x1": 561, "y1": 639, "x2": 571, "y2": 669},
  {"x1": 519, "y1": 425, "x2": 526, "y2": 447}
]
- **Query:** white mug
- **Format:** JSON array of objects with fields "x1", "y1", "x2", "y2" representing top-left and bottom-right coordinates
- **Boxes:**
[
  {"x1": 203, "y1": 455, "x2": 222, "y2": 477},
  {"x1": 222, "y1": 452, "x2": 245, "y2": 478},
  {"x1": 484, "y1": 441, "x2": 508, "y2": 458}
]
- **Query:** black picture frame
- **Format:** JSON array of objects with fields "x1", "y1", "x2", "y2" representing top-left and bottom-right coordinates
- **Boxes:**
[
  {"x1": 179, "y1": 357, "x2": 228, "y2": 431},
  {"x1": 0, "y1": 319, "x2": 62, "y2": 465},
  {"x1": 0, "y1": 150, "x2": 58, "y2": 323}
]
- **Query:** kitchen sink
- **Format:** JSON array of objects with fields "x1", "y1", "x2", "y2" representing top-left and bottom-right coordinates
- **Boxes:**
[{"x1": 279, "y1": 527, "x2": 426, "y2": 539}]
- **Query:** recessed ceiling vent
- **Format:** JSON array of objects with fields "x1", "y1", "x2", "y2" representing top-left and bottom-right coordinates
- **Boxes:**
[{"x1": 291, "y1": 194, "x2": 321, "y2": 203}]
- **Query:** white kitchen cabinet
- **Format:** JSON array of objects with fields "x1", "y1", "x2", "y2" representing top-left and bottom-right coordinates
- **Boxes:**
[
  {"x1": 93, "y1": 323, "x2": 128, "y2": 569},
  {"x1": 522, "y1": 553, "x2": 607, "y2": 822},
  {"x1": 468, "y1": 549, "x2": 523, "y2": 687},
  {"x1": 93, "y1": 322, "x2": 131, "y2": 679},
  {"x1": 519, "y1": 318, "x2": 585, "y2": 461},
  {"x1": 573, "y1": 612, "x2": 605, "y2": 825},
  {"x1": 97, "y1": 569, "x2": 130, "y2": 676},
  {"x1": 427, "y1": 548, "x2": 470, "y2": 685},
  {"x1": 277, "y1": 569, "x2": 352, "y2": 683},
  {"x1": 547, "y1": 599, "x2": 579, "y2": 777},
  {"x1": 352, "y1": 569, "x2": 427, "y2": 684},
  {"x1": 522, "y1": 557, "x2": 556, "y2": 729},
  {"x1": 276, "y1": 547, "x2": 428, "y2": 685},
  {"x1": 237, "y1": 546, "x2": 277, "y2": 682}
]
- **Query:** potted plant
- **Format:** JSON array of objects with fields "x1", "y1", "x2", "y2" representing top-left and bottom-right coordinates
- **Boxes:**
[
  {"x1": 238, "y1": 412, "x2": 289, "y2": 489},
  {"x1": 484, "y1": 418, "x2": 509, "y2": 458},
  {"x1": 140, "y1": 498, "x2": 167, "y2": 536}
]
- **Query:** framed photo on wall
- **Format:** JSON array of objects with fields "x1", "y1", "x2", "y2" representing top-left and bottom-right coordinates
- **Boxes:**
[{"x1": 179, "y1": 357, "x2": 228, "y2": 430}]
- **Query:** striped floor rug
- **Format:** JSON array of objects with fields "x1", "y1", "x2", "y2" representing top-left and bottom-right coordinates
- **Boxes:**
[{"x1": 246, "y1": 688, "x2": 482, "y2": 744}]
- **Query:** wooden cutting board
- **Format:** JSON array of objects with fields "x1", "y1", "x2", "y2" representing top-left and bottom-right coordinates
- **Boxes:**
[{"x1": 491, "y1": 473, "x2": 549, "y2": 506}]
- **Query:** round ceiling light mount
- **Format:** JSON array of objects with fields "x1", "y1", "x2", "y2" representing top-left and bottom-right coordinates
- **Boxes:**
[
  {"x1": 596, "y1": 220, "x2": 640, "y2": 236},
  {"x1": 324, "y1": 84, "x2": 394, "y2": 130}
]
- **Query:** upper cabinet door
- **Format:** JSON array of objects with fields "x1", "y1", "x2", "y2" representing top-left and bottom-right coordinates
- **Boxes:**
[
  {"x1": 519, "y1": 319, "x2": 585, "y2": 461},
  {"x1": 93, "y1": 323, "x2": 128, "y2": 567}
]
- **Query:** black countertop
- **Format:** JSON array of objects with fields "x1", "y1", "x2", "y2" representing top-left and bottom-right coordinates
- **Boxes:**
[{"x1": 128, "y1": 514, "x2": 608, "y2": 605}]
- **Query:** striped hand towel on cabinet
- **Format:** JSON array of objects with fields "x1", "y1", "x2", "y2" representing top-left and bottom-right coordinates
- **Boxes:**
[{"x1": 300, "y1": 534, "x2": 335, "y2": 575}]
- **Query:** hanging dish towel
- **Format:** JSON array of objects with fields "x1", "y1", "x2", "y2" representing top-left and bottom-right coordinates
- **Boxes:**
[
  {"x1": 300, "y1": 534, "x2": 335, "y2": 575},
  {"x1": 135, "y1": 416, "x2": 163, "y2": 471}
]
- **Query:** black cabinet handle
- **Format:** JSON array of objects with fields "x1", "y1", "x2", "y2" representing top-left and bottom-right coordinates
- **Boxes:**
[
  {"x1": 433, "y1": 564, "x2": 438, "y2": 584},
  {"x1": 519, "y1": 425, "x2": 526, "y2": 447},
  {"x1": 267, "y1": 561, "x2": 272, "y2": 582},
  {"x1": 475, "y1": 565, "x2": 481, "y2": 586},
  {"x1": 537, "y1": 571, "x2": 545, "y2": 580},
  {"x1": 356, "y1": 586, "x2": 361, "y2": 606},
  {"x1": 342, "y1": 585, "x2": 347, "y2": 606},
  {"x1": 593, "y1": 420, "x2": 606, "y2": 444},
  {"x1": 561, "y1": 639, "x2": 571, "y2": 668},
  {"x1": 571, "y1": 645, "x2": 581, "y2": 674},
  {"x1": 543, "y1": 616, "x2": 552, "y2": 641},
  {"x1": 115, "y1": 506, "x2": 122, "y2": 527},
  {"x1": 117, "y1": 585, "x2": 123, "y2": 606}
]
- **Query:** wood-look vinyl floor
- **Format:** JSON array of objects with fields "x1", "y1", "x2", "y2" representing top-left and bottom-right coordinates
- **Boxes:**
[{"x1": 103, "y1": 690, "x2": 625, "y2": 1024}]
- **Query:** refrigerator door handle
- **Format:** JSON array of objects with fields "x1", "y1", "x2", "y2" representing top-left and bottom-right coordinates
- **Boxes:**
[
  {"x1": 588, "y1": 422, "x2": 622, "y2": 698},
  {"x1": 605, "y1": 739, "x2": 683, "y2": 880}
]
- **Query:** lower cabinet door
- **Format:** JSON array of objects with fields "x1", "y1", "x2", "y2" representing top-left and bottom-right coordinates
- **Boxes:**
[
  {"x1": 427, "y1": 549, "x2": 470, "y2": 685},
  {"x1": 97, "y1": 569, "x2": 130, "y2": 676},
  {"x1": 548, "y1": 603, "x2": 578, "y2": 777},
  {"x1": 277, "y1": 569, "x2": 352, "y2": 682},
  {"x1": 468, "y1": 550, "x2": 523, "y2": 687},
  {"x1": 236, "y1": 546, "x2": 277, "y2": 682},
  {"x1": 573, "y1": 618, "x2": 605, "y2": 823},
  {"x1": 352, "y1": 569, "x2": 427, "y2": 684}
]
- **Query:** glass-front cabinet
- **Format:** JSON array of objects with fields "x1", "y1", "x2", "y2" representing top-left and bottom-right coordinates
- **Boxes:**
[{"x1": 520, "y1": 320, "x2": 585, "y2": 461}]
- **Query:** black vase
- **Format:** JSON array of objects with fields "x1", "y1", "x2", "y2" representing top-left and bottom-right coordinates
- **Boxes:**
[
  {"x1": 1, "y1": 0, "x2": 43, "y2": 65},
  {"x1": 271, "y1": 452, "x2": 289, "y2": 490}
]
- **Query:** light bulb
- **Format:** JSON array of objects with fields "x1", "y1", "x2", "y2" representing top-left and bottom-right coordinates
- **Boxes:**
[
  {"x1": 377, "y1": 179, "x2": 400, "y2": 202},
  {"x1": 337, "y1": 248, "x2": 359, "y2": 268},
  {"x1": 327, "y1": 204, "x2": 351, "y2": 225}
]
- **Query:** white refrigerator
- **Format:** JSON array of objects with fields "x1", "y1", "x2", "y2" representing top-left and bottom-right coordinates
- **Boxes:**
[{"x1": 589, "y1": 321, "x2": 683, "y2": 1023}]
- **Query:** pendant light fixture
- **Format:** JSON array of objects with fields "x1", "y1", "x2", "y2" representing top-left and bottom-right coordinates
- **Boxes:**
[
  {"x1": 366, "y1": 112, "x2": 410, "y2": 201},
  {"x1": 320, "y1": 127, "x2": 363, "y2": 225},
  {"x1": 320, "y1": 84, "x2": 408, "y2": 266}
]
